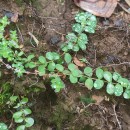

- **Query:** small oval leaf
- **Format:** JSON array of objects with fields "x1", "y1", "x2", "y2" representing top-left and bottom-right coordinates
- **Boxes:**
[
  {"x1": 25, "y1": 117, "x2": 34, "y2": 127},
  {"x1": 38, "y1": 56, "x2": 46, "y2": 64},
  {"x1": 69, "y1": 74, "x2": 78, "y2": 84},
  {"x1": 56, "y1": 64, "x2": 64, "y2": 72},
  {"x1": 85, "y1": 78, "x2": 93, "y2": 90},
  {"x1": 113, "y1": 72, "x2": 121, "y2": 81},
  {"x1": 16, "y1": 125, "x2": 25, "y2": 130},
  {"x1": 103, "y1": 71, "x2": 112, "y2": 82},
  {"x1": 114, "y1": 84, "x2": 123, "y2": 96},
  {"x1": 94, "y1": 79, "x2": 104, "y2": 89},
  {"x1": 84, "y1": 67, "x2": 93, "y2": 77},
  {"x1": 123, "y1": 89, "x2": 130, "y2": 99},
  {"x1": 47, "y1": 62, "x2": 56, "y2": 72},
  {"x1": 106, "y1": 83, "x2": 114, "y2": 95},
  {"x1": 64, "y1": 53, "x2": 72, "y2": 64},
  {"x1": 96, "y1": 68, "x2": 104, "y2": 79}
]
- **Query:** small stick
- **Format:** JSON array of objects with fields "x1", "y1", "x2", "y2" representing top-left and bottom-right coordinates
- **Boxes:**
[
  {"x1": 113, "y1": 104, "x2": 122, "y2": 130},
  {"x1": 28, "y1": 32, "x2": 39, "y2": 46},
  {"x1": 16, "y1": 24, "x2": 24, "y2": 43}
]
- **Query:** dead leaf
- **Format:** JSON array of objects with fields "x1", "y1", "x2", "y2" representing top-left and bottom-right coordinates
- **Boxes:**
[
  {"x1": 74, "y1": 0, "x2": 118, "y2": 17},
  {"x1": 11, "y1": 12, "x2": 18, "y2": 23},
  {"x1": 125, "y1": 0, "x2": 130, "y2": 6},
  {"x1": 73, "y1": 57, "x2": 85, "y2": 67},
  {"x1": 92, "y1": 95, "x2": 104, "y2": 105}
]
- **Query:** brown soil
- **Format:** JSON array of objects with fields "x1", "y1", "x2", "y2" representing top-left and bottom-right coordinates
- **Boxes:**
[{"x1": 0, "y1": 0, "x2": 130, "y2": 130}]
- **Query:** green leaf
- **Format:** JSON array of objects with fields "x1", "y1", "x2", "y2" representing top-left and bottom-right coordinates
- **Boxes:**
[
  {"x1": 106, "y1": 83, "x2": 114, "y2": 95},
  {"x1": 85, "y1": 78, "x2": 93, "y2": 90},
  {"x1": 89, "y1": 15, "x2": 97, "y2": 22},
  {"x1": 84, "y1": 67, "x2": 93, "y2": 77},
  {"x1": 69, "y1": 74, "x2": 78, "y2": 83},
  {"x1": 67, "y1": 42, "x2": 73, "y2": 49},
  {"x1": 66, "y1": 33, "x2": 77, "y2": 43},
  {"x1": 47, "y1": 62, "x2": 56, "y2": 72},
  {"x1": 25, "y1": 117, "x2": 34, "y2": 127},
  {"x1": 57, "y1": 58, "x2": 64, "y2": 64},
  {"x1": 62, "y1": 46, "x2": 69, "y2": 52},
  {"x1": 123, "y1": 89, "x2": 130, "y2": 99},
  {"x1": 75, "y1": 12, "x2": 86, "y2": 23},
  {"x1": 38, "y1": 56, "x2": 46, "y2": 64},
  {"x1": 78, "y1": 33, "x2": 88, "y2": 43},
  {"x1": 0, "y1": 123, "x2": 8, "y2": 130},
  {"x1": 78, "y1": 42, "x2": 86, "y2": 50},
  {"x1": 77, "y1": 33, "x2": 88, "y2": 50},
  {"x1": 63, "y1": 70, "x2": 70, "y2": 75},
  {"x1": 38, "y1": 65, "x2": 46, "y2": 76},
  {"x1": 16, "y1": 125, "x2": 25, "y2": 130},
  {"x1": 72, "y1": 23, "x2": 83, "y2": 33},
  {"x1": 13, "y1": 111, "x2": 23, "y2": 119},
  {"x1": 73, "y1": 45, "x2": 79, "y2": 52},
  {"x1": 27, "y1": 54, "x2": 35, "y2": 61},
  {"x1": 68, "y1": 63, "x2": 77, "y2": 71},
  {"x1": 27, "y1": 62, "x2": 36, "y2": 69},
  {"x1": 13, "y1": 103, "x2": 20, "y2": 109},
  {"x1": 52, "y1": 52, "x2": 60, "y2": 60},
  {"x1": 14, "y1": 117, "x2": 24, "y2": 123},
  {"x1": 18, "y1": 51, "x2": 24, "y2": 56},
  {"x1": 51, "y1": 77, "x2": 65, "y2": 92},
  {"x1": 103, "y1": 71, "x2": 112, "y2": 82},
  {"x1": 117, "y1": 77, "x2": 129, "y2": 87},
  {"x1": 10, "y1": 96, "x2": 18, "y2": 102},
  {"x1": 46, "y1": 52, "x2": 53, "y2": 60},
  {"x1": 64, "y1": 53, "x2": 72, "y2": 64},
  {"x1": 79, "y1": 76, "x2": 86, "y2": 83},
  {"x1": 85, "y1": 12, "x2": 92, "y2": 18},
  {"x1": 96, "y1": 68, "x2": 104, "y2": 79},
  {"x1": 114, "y1": 84, "x2": 123, "y2": 96},
  {"x1": 23, "y1": 108, "x2": 32, "y2": 115},
  {"x1": 21, "y1": 98, "x2": 28, "y2": 104},
  {"x1": 94, "y1": 79, "x2": 104, "y2": 89},
  {"x1": 113, "y1": 72, "x2": 121, "y2": 81},
  {"x1": 72, "y1": 69, "x2": 81, "y2": 77},
  {"x1": 56, "y1": 64, "x2": 64, "y2": 72},
  {"x1": 84, "y1": 26, "x2": 95, "y2": 33}
]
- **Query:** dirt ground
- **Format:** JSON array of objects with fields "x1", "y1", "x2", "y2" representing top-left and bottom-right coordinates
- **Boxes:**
[{"x1": 0, "y1": 0, "x2": 130, "y2": 130}]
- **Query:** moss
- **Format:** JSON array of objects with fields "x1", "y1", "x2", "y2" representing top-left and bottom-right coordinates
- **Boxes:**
[{"x1": 49, "y1": 105, "x2": 73, "y2": 130}]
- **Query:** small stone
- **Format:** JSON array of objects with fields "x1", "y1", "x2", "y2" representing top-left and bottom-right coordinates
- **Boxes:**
[
  {"x1": 124, "y1": 51, "x2": 128, "y2": 56},
  {"x1": 50, "y1": 36, "x2": 60, "y2": 44}
]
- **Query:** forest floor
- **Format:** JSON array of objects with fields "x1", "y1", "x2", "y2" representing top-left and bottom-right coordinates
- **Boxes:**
[{"x1": 0, "y1": 0, "x2": 130, "y2": 130}]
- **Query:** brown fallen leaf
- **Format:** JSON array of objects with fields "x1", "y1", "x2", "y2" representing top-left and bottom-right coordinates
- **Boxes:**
[
  {"x1": 73, "y1": 57, "x2": 85, "y2": 67},
  {"x1": 11, "y1": 12, "x2": 19, "y2": 23},
  {"x1": 92, "y1": 95, "x2": 104, "y2": 105},
  {"x1": 125, "y1": 0, "x2": 130, "y2": 6},
  {"x1": 74, "y1": 0, "x2": 118, "y2": 17}
]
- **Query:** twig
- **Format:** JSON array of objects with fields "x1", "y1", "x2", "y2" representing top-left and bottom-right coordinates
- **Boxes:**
[
  {"x1": 45, "y1": 27, "x2": 66, "y2": 35},
  {"x1": 118, "y1": 3, "x2": 130, "y2": 14},
  {"x1": 113, "y1": 104, "x2": 122, "y2": 130},
  {"x1": 100, "y1": 62, "x2": 130, "y2": 68},
  {"x1": 29, "y1": 77, "x2": 39, "y2": 88},
  {"x1": 28, "y1": 32, "x2": 39, "y2": 46},
  {"x1": 16, "y1": 24, "x2": 24, "y2": 43}
]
